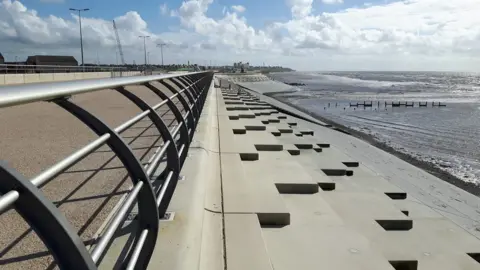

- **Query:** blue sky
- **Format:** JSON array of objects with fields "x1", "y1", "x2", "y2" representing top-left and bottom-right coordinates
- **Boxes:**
[
  {"x1": 2, "y1": 0, "x2": 480, "y2": 71},
  {"x1": 24, "y1": 0, "x2": 373, "y2": 34}
]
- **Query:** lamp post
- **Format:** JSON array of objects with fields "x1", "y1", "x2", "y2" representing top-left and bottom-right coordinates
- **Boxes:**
[
  {"x1": 157, "y1": 43, "x2": 166, "y2": 66},
  {"x1": 69, "y1": 8, "x2": 90, "y2": 69},
  {"x1": 139, "y1": 35, "x2": 150, "y2": 67}
]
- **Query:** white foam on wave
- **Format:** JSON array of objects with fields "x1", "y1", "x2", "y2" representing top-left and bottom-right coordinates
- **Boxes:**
[
  {"x1": 366, "y1": 131, "x2": 480, "y2": 184},
  {"x1": 306, "y1": 73, "x2": 422, "y2": 88}
]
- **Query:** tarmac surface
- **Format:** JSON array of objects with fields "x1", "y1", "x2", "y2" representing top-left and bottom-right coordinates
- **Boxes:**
[{"x1": 0, "y1": 81, "x2": 189, "y2": 269}]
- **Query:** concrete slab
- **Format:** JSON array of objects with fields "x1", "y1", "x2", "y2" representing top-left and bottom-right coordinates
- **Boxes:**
[
  {"x1": 261, "y1": 194, "x2": 398, "y2": 270},
  {"x1": 225, "y1": 214, "x2": 273, "y2": 270}
]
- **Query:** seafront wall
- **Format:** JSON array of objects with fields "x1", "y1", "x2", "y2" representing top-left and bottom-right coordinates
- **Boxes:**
[
  {"x1": 0, "y1": 71, "x2": 142, "y2": 85},
  {"x1": 149, "y1": 74, "x2": 480, "y2": 270}
]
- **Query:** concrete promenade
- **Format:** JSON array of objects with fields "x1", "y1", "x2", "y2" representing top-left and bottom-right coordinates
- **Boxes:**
[{"x1": 146, "y1": 75, "x2": 480, "y2": 270}]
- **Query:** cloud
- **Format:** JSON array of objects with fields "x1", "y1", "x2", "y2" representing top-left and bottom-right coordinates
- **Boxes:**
[
  {"x1": 39, "y1": 0, "x2": 64, "y2": 3},
  {"x1": 3, "y1": 0, "x2": 480, "y2": 70},
  {"x1": 286, "y1": 0, "x2": 313, "y2": 18},
  {"x1": 168, "y1": 0, "x2": 480, "y2": 70},
  {"x1": 0, "y1": 0, "x2": 216, "y2": 65},
  {"x1": 322, "y1": 0, "x2": 343, "y2": 4},
  {"x1": 160, "y1": 3, "x2": 169, "y2": 16},
  {"x1": 231, "y1": 5, "x2": 246, "y2": 13}
]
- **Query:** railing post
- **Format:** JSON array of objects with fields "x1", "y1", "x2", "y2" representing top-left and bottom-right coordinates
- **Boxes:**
[
  {"x1": 0, "y1": 162, "x2": 97, "y2": 270},
  {"x1": 168, "y1": 77, "x2": 200, "y2": 121},
  {"x1": 157, "y1": 80, "x2": 197, "y2": 140},
  {"x1": 115, "y1": 86, "x2": 181, "y2": 216},
  {"x1": 177, "y1": 76, "x2": 202, "y2": 113},
  {"x1": 54, "y1": 98, "x2": 159, "y2": 269}
]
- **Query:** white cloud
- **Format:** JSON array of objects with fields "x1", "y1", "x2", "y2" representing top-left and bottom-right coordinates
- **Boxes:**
[
  {"x1": 322, "y1": 0, "x2": 343, "y2": 4},
  {"x1": 3, "y1": 0, "x2": 480, "y2": 70},
  {"x1": 286, "y1": 0, "x2": 313, "y2": 18},
  {"x1": 39, "y1": 0, "x2": 64, "y2": 3},
  {"x1": 170, "y1": 0, "x2": 480, "y2": 70},
  {"x1": 160, "y1": 3, "x2": 169, "y2": 16},
  {"x1": 0, "y1": 0, "x2": 215, "y2": 65},
  {"x1": 231, "y1": 5, "x2": 246, "y2": 13}
]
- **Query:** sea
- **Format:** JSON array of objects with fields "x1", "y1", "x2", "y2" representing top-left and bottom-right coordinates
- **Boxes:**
[{"x1": 268, "y1": 71, "x2": 480, "y2": 185}]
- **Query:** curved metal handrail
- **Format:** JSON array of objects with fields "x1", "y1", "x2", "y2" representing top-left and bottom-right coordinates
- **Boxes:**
[
  {"x1": 0, "y1": 72, "x2": 207, "y2": 108},
  {"x1": 0, "y1": 71, "x2": 214, "y2": 269}
]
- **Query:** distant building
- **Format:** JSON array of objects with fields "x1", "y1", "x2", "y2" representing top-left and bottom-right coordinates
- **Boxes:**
[
  {"x1": 26, "y1": 55, "x2": 78, "y2": 66},
  {"x1": 0, "y1": 53, "x2": 4, "y2": 64}
]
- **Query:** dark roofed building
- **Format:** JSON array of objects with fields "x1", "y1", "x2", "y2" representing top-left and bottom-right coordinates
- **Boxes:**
[
  {"x1": 0, "y1": 53, "x2": 4, "y2": 64},
  {"x1": 26, "y1": 55, "x2": 78, "y2": 66}
]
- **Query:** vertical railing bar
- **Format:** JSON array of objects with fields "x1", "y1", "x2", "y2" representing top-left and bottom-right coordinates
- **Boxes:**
[
  {"x1": 54, "y1": 98, "x2": 159, "y2": 269},
  {"x1": 180, "y1": 76, "x2": 202, "y2": 112},
  {"x1": 156, "y1": 170, "x2": 174, "y2": 206},
  {"x1": 178, "y1": 76, "x2": 202, "y2": 119},
  {"x1": 169, "y1": 77, "x2": 199, "y2": 122},
  {"x1": 146, "y1": 140, "x2": 171, "y2": 177},
  {"x1": 125, "y1": 229, "x2": 149, "y2": 270},
  {"x1": 177, "y1": 76, "x2": 199, "y2": 97},
  {"x1": 90, "y1": 181, "x2": 144, "y2": 263},
  {"x1": 148, "y1": 81, "x2": 192, "y2": 163},
  {"x1": 115, "y1": 87, "x2": 180, "y2": 217},
  {"x1": 180, "y1": 76, "x2": 200, "y2": 96},
  {"x1": 169, "y1": 77, "x2": 195, "y2": 105}
]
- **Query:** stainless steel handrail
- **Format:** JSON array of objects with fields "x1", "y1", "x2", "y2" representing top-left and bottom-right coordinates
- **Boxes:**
[
  {"x1": 0, "y1": 72, "x2": 206, "y2": 108},
  {"x1": 0, "y1": 71, "x2": 214, "y2": 269}
]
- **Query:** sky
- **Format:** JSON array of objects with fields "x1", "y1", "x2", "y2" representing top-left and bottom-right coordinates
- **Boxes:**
[{"x1": 1, "y1": 0, "x2": 480, "y2": 71}]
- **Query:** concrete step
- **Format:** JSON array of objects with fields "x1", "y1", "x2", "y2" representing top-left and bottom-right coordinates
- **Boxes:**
[
  {"x1": 242, "y1": 151, "x2": 319, "y2": 194},
  {"x1": 225, "y1": 214, "x2": 273, "y2": 270},
  {"x1": 221, "y1": 153, "x2": 290, "y2": 226}
]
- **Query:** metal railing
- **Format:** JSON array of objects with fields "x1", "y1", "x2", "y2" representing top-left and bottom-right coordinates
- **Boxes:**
[
  {"x1": 0, "y1": 71, "x2": 214, "y2": 269},
  {"x1": 0, "y1": 64, "x2": 132, "y2": 73}
]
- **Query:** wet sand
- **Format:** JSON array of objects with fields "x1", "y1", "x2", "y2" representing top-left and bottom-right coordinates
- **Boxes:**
[{"x1": 272, "y1": 94, "x2": 480, "y2": 197}]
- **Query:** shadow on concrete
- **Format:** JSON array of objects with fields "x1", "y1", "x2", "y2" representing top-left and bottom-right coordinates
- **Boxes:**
[{"x1": 0, "y1": 105, "x2": 182, "y2": 269}]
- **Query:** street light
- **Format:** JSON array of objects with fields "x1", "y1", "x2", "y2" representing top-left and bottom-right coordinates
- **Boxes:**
[
  {"x1": 69, "y1": 8, "x2": 90, "y2": 68},
  {"x1": 139, "y1": 35, "x2": 150, "y2": 67},
  {"x1": 157, "y1": 43, "x2": 166, "y2": 66}
]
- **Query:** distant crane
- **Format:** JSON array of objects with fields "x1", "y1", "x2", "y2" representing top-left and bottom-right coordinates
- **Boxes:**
[{"x1": 112, "y1": 20, "x2": 125, "y2": 65}]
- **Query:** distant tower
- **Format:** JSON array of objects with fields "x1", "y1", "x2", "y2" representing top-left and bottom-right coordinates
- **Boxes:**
[{"x1": 112, "y1": 20, "x2": 125, "y2": 65}]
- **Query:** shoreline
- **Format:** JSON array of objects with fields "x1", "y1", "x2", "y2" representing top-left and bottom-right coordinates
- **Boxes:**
[{"x1": 271, "y1": 94, "x2": 480, "y2": 197}]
